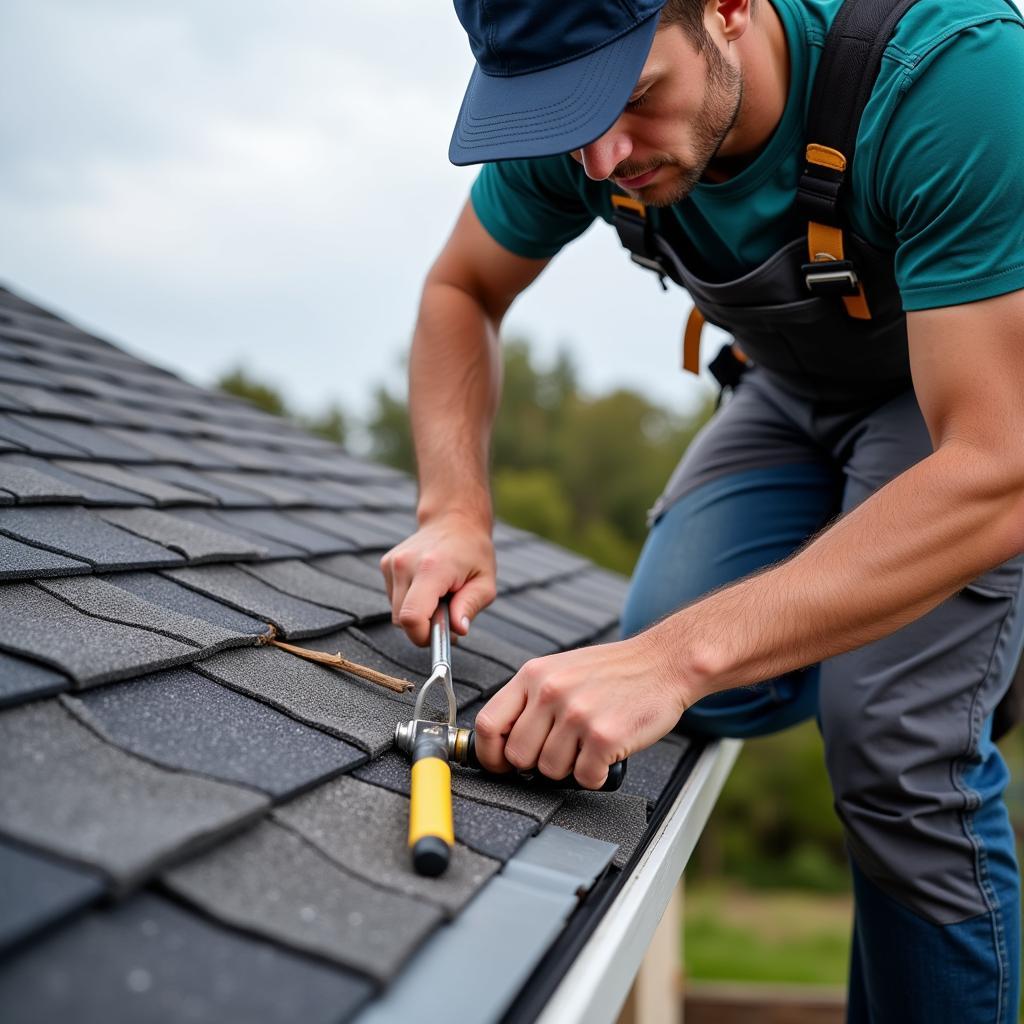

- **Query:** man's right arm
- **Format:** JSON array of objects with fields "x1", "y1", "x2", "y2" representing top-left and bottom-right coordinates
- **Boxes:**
[{"x1": 380, "y1": 199, "x2": 550, "y2": 645}]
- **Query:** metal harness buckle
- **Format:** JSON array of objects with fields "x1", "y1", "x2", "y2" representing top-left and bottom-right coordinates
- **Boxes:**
[{"x1": 802, "y1": 258, "x2": 860, "y2": 297}]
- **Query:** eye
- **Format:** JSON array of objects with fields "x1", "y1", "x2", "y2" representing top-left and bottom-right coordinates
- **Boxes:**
[{"x1": 625, "y1": 91, "x2": 649, "y2": 112}]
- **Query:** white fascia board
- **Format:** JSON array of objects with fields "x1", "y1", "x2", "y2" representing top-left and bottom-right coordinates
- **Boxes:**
[{"x1": 534, "y1": 738, "x2": 742, "y2": 1024}]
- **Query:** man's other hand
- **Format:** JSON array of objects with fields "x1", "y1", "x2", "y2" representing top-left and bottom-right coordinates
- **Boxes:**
[
  {"x1": 380, "y1": 511, "x2": 497, "y2": 646},
  {"x1": 473, "y1": 634, "x2": 692, "y2": 789}
]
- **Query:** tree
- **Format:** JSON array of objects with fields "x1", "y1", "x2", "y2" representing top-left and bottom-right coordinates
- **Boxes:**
[
  {"x1": 217, "y1": 367, "x2": 288, "y2": 416},
  {"x1": 216, "y1": 368, "x2": 347, "y2": 447}
]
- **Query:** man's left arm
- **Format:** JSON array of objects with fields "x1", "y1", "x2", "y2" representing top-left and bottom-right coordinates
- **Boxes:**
[{"x1": 474, "y1": 293, "x2": 1024, "y2": 787}]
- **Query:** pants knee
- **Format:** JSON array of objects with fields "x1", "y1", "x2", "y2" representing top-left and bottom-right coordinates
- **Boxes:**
[{"x1": 822, "y1": 691, "x2": 1013, "y2": 925}]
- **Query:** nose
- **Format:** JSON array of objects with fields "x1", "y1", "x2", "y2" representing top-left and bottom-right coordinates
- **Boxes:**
[{"x1": 578, "y1": 128, "x2": 633, "y2": 181}]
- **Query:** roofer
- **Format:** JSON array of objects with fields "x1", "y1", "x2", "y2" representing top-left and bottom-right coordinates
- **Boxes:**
[{"x1": 380, "y1": 0, "x2": 1024, "y2": 1017}]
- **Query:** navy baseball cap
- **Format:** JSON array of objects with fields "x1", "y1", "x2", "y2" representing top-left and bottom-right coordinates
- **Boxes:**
[{"x1": 449, "y1": 0, "x2": 666, "y2": 166}]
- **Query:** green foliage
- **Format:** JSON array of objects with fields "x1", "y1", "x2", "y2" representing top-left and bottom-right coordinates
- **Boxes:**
[
  {"x1": 302, "y1": 404, "x2": 347, "y2": 446},
  {"x1": 692, "y1": 721, "x2": 850, "y2": 892},
  {"x1": 365, "y1": 337, "x2": 714, "y2": 573},
  {"x1": 366, "y1": 384, "x2": 416, "y2": 473},
  {"x1": 215, "y1": 368, "x2": 346, "y2": 447},
  {"x1": 217, "y1": 366, "x2": 288, "y2": 416},
  {"x1": 684, "y1": 883, "x2": 852, "y2": 985},
  {"x1": 492, "y1": 468, "x2": 573, "y2": 543}
]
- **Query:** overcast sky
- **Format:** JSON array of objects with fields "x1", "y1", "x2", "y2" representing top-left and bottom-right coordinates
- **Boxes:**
[{"x1": 1, "y1": 0, "x2": 713, "y2": 429}]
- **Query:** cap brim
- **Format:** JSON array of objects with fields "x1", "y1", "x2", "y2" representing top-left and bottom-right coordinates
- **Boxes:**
[{"x1": 449, "y1": 13, "x2": 660, "y2": 166}]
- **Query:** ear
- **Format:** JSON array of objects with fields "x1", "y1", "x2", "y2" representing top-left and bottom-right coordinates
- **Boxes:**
[{"x1": 709, "y1": 0, "x2": 753, "y2": 42}]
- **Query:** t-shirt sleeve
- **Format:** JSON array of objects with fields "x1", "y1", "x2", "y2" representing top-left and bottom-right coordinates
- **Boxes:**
[
  {"x1": 470, "y1": 155, "x2": 599, "y2": 259},
  {"x1": 874, "y1": 17, "x2": 1024, "y2": 311}
]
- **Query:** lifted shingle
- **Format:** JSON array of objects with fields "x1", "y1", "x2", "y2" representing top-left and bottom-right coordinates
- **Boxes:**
[{"x1": 196, "y1": 646, "x2": 415, "y2": 756}]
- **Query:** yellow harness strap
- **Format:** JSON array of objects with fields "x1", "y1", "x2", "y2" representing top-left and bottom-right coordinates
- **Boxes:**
[
  {"x1": 804, "y1": 145, "x2": 871, "y2": 321},
  {"x1": 610, "y1": 193, "x2": 645, "y2": 217},
  {"x1": 683, "y1": 306, "x2": 704, "y2": 374}
]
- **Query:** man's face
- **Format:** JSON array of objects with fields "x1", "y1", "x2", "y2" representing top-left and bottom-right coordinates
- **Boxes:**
[{"x1": 570, "y1": 22, "x2": 742, "y2": 207}]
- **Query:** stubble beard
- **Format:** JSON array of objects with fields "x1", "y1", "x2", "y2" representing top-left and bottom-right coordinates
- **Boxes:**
[{"x1": 636, "y1": 45, "x2": 743, "y2": 208}]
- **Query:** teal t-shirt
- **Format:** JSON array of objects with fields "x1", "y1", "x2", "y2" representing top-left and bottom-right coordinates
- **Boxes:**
[{"x1": 470, "y1": 0, "x2": 1024, "y2": 312}]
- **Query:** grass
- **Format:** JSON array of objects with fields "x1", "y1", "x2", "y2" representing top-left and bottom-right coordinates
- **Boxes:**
[
  {"x1": 683, "y1": 882, "x2": 853, "y2": 986},
  {"x1": 683, "y1": 882, "x2": 1024, "y2": 1021}
]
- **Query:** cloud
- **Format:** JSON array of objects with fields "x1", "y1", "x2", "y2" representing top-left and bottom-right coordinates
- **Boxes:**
[{"x1": 0, "y1": 0, "x2": 708, "y2": 422}]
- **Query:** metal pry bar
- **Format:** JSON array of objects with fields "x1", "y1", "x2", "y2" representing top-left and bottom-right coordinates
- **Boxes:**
[
  {"x1": 413, "y1": 600, "x2": 457, "y2": 727},
  {"x1": 402, "y1": 598, "x2": 457, "y2": 877}
]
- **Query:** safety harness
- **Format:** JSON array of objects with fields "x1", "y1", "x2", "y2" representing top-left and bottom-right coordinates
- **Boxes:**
[{"x1": 610, "y1": 0, "x2": 922, "y2": 389}]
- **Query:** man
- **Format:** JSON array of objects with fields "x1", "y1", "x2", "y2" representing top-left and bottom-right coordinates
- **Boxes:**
[{"x1": 380, "y1": 0, "x2": 1024, "y2": 1018}]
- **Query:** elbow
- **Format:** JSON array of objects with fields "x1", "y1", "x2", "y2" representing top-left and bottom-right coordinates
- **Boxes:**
[{"x1": 979, "y1": 452, "x2": 1024, "y2": 564}]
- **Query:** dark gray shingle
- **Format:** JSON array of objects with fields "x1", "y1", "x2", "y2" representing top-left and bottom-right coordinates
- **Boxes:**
[
  {"x1": 107, "y1": 571, "x2": 270, "y2": 637},
  {"x1": 0, "y1": 649, "x2": 70, "y2": 707},
  {"x1": 55, "y1": 461, "x2": 214, "y2": 505},
  {"x1": 164, "y1": 565, "x2": 350, "y2": 638},
  {"x1": 38, "y1": 576, "x2": 247, "y2": 652},
  {"x1": 0, "y1": 531, "x2": 90, "y2": 580},
  {"x1": 0, "y1": 702, "x2": 267, "y2": 888},
  {"x1": 0, "y1": 838, "x2": 105, "y2": 953},
  {"x1": 0, "y1": 505, "x2": 184, "y2": 570},
  {"x1": 550, "y1": 790, "x2": 650, "y2": 869},
  {"x1": 0, "y1": 583, "x2": 204, "y2": 687},
  {"x1": 0, "y1": 459, "x2": 86, "y2": 502},
  {"x1": 0, "y1": 412, "x2": 87, "y2": 455},
  {"x1": 273, "y1": 775, "x2": 499, "y2": 916},
  {"x1": 98, "y1": 507, "x2": 268, "y2": 562},
  {"x1": 195, "y1": 646, "x2": 413, "y2": 756},
  {"x1": 353, "y1": 749, "x2": 565, "y2": 826},
  {"x1": 621, "y1": 735, "x2": 691, "y2": 809},
  {"x1": 64, "y1": 668, "x2": 364, "y2": 798},
  {"x1": 165, "y1": 820, "x2": 441, "y2": 982},
  {"x1": 238, "y1": 560, "x2": 391, "y2": 621},
  {"x1": 0, "y1": 893, "x2": 372, "y2": 1024},
  {"x1": 2, "y1": 453, "x2": 154, "y2": 504}
]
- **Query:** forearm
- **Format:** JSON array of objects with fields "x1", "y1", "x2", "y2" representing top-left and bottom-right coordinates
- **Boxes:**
[
  {"x1": 409, "y1": 278, "x2": 501, "y2": 528},
  {"x1": 652, "y1": 440, "x2": 1024, "y2": 701}
]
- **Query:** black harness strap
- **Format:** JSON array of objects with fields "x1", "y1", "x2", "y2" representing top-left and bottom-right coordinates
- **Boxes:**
[
  {"x1": 796, "y1": 0, "x2": 924, "y2": 229},
  {"x1": 610, "y1": 194, "x2": 670, "y2": 290}
]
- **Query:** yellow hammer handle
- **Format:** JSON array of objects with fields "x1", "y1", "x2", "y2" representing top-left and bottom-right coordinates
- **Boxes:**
[{"x1": 409, "y1": 736, "x2": 453, "y2": 877}]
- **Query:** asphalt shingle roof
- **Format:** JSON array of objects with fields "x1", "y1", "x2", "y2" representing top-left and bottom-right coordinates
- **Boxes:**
[{"x1": 0, "y1": 285, "x2": 694, "y2": 1023}]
